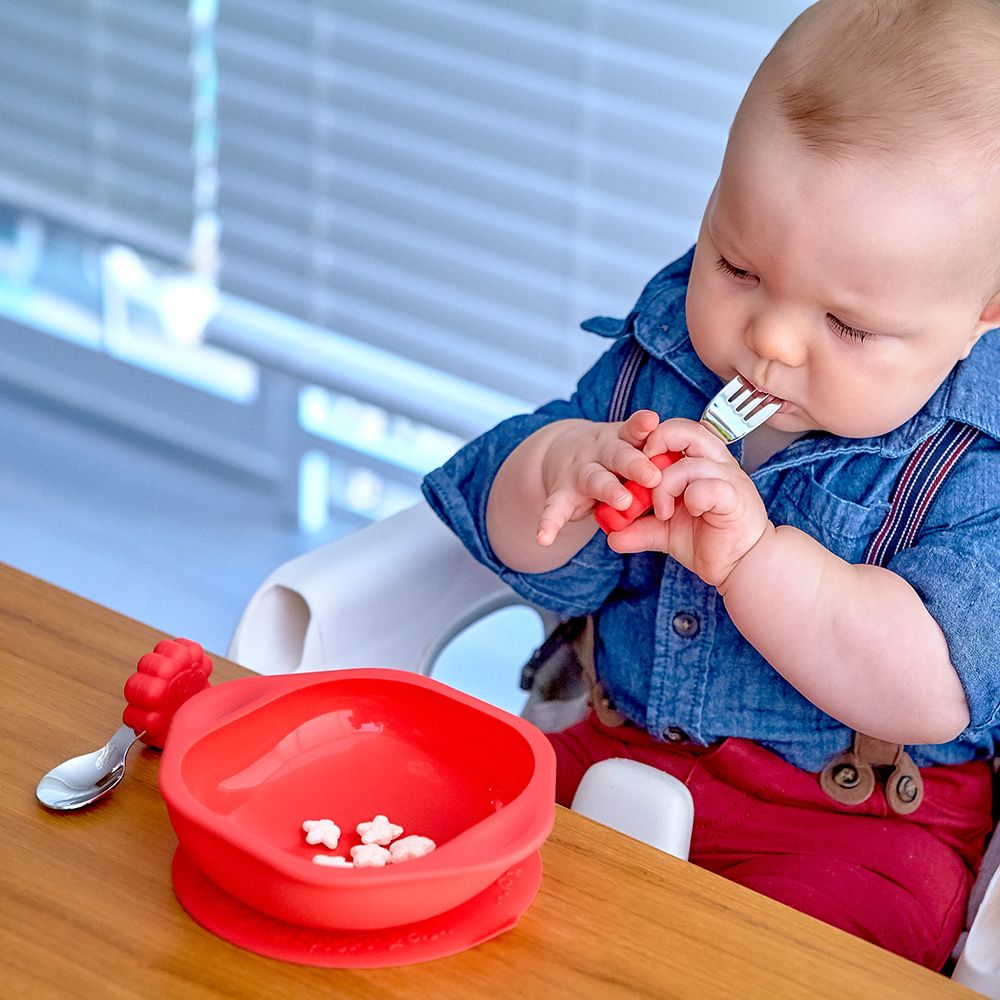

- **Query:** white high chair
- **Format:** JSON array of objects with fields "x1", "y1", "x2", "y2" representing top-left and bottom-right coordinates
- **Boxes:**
[{"x1": 229, "y1": 501, "x2": 1000, "y2": 992}]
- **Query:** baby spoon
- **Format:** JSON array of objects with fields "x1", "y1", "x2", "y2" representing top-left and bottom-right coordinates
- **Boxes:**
[{"x1": 35, "y1": 637, "x2": 212, "y2": 811}]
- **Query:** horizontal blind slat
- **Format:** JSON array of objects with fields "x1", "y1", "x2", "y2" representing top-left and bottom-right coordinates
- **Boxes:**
[
  {"x1": 0, "y1": 3, "x2": 198, "y2": 264},
  {"x1": 215, "y1": 0, "x2": 806, "y2": 400}
]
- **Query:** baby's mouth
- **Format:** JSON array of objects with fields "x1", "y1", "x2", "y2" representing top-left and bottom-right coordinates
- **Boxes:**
[{"x1": 737, "y1": 374, "x2": 784, "y2": 403}]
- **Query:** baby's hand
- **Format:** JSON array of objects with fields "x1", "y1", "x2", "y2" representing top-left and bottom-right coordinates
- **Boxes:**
[
  {"x1": 607, "y1": 418, "x2": 773, "y2": 589},
  {"x1": 535, "y1": 411, "x2": 665, "y2": 546}
]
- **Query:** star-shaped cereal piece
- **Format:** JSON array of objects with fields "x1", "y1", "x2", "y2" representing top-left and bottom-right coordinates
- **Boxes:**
[
  {"x1": 350, "y1": 843, "x2": 392, "y2": 868},
  {"x1": 388, "y1": 835, "x2": 436, "y2": 863},
  {"x1": 312, "y1": 854, "x2": 353, "y2": 867},
  {"x1": 302, "y1": 818, "x2": 341, "y2": 850},
  {"x1": 356, "y1": 814, "x2": 403, "y2": 846}
]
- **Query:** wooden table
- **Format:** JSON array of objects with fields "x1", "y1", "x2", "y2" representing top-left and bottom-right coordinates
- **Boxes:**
[{"x1": 0, "y1": 564, "x2": 977, "y2": 998}]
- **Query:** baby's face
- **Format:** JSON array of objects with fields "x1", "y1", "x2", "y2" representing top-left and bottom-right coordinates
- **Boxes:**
[{"x1": 685, "y1": 105, "x2": 999, "y2": 439}]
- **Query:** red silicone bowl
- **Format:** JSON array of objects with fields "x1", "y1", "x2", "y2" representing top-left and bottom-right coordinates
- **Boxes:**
[{"x1": 158, "y1": 668, "x2": 556, "y2": 931}]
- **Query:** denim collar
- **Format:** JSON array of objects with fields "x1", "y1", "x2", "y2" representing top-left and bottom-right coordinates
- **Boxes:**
[{"x1": 613, "y1": 247, "x2": 1000, "y2": 464}]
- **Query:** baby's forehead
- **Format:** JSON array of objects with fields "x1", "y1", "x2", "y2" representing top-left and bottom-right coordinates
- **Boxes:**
[{"x1": 750, "y1": 0, "x2": 1000, "y2": 167}]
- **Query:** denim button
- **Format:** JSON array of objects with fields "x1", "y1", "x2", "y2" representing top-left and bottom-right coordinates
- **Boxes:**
[
  {"x1": 672, "y1": 612, "x2": 700, "y2": 638},
  {"x1": 663, "y1": 726, "x2": 688, "y2": 743}
]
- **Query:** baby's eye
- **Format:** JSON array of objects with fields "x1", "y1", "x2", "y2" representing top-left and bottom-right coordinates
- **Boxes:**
[
  {"x1": 715, "y1": 255, "x2": 757, "y2": 282},
  {"x1": 827, "y1": 313, "x2": 872, "y2": 343}
]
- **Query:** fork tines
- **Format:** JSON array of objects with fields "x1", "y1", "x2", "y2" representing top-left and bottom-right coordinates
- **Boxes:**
[
  {"x1": 731, "y1": 378, "x2": 779, "y2": 420},
  {"x1": 700, "y1": 375, "x2": 782, "y2": 444}
]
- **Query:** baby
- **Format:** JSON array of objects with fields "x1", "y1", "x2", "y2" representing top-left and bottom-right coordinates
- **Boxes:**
[{"x1": 422, "y1": 0, "x2": 1000, "y2": 971}]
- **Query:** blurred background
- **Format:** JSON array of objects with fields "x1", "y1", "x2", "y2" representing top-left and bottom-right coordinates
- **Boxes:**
[{"x1": 0, "y1": 0, "x2": 806, "y2": 703}]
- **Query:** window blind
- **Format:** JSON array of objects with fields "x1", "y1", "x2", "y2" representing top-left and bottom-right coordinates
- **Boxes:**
[
  {"x1": 0, "y1": 0, "x2": 201, "y2": 267},
  {"x1": 214, "y1": 0, "x2": 806, "y2": 406}
]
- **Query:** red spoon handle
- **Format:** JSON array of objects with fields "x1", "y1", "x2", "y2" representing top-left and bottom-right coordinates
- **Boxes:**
[
  {"x1": 594, "y1": 451, "x2": 682, "y2": 533},
  {"x1": 123, "y1": 637, "x2": 213, "y2": 748}
]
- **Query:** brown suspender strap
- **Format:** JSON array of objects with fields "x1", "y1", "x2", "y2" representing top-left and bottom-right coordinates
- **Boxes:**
[
  {"x1": 819, "y1": 422, "x2": 980, "y2": 814},
  {"x1": 575, "y1": 618, "x2": 627, "y2": 728}
]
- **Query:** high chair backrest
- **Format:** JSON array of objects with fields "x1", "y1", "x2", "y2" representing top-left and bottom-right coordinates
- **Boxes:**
[{"x1": 229, "y1": 501, "x2": 545, "y2": 677}]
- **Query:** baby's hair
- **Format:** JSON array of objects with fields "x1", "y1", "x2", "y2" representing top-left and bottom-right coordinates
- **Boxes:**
[{"x1": 755, "y1": 0, "x2": 1000, "y2": 166}]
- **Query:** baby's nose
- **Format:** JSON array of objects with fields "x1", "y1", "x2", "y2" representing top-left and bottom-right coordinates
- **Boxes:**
[{"x1": 745, "y1": 312, "x2": 808, "y2": 368}]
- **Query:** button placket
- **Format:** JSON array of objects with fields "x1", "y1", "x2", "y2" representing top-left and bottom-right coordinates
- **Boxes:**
[{"x1": 647, "y1": 563, "x2": 714, "y2": 746}]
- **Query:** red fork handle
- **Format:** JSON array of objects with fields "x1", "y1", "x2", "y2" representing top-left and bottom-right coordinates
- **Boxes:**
[{"x1": 593, "y1": 451, "x2": 683, "y2": 533}]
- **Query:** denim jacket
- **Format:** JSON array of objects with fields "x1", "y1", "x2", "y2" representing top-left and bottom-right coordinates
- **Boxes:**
[{"x1": 422, "y1": 248, "x2": 1000, "y2": 771}]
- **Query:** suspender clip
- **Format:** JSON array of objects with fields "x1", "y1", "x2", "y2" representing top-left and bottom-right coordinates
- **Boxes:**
[{"x1": 819, "y1": 733, "x2": 924, "y2": 815}]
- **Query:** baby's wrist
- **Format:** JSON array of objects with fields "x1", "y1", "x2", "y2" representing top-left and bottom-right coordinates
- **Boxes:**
[{"x1": 716, "y1": 520, "x2": 779, "y2": 598}]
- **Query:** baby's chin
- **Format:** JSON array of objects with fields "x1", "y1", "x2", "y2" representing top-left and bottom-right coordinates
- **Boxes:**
[
  {"x1": 769, "y1": 408, "x2": 852, "y2": 437},
  {"x1": 763, "y1": 406, "x2": 816, "y2": 435},
  {"x1": 772, "y1": 408, "x2": 904, "y2": 440}
]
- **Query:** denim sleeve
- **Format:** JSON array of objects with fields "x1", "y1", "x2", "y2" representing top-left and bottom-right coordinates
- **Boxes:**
[
  {"x1": 886, "y1": 436, "x2": 1000, "y2": 736},
  {"x1": 421, "y1": 337, "x2": 635, "y2": 618}
]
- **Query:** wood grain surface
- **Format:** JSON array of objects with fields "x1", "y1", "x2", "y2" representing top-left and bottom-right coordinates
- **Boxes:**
[{"x1": 0, "y1": 564, "x2": 977, "y2": 999}]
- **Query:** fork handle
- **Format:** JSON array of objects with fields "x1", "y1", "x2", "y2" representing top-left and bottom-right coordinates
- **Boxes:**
[{"x1": 594, "y1": 451, "x2": 683, "y2": 533}]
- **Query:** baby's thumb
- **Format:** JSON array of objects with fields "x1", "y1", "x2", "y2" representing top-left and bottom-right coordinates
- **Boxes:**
[{"x1": 619, "y1": 409, "x2": 660, "y2": 445}]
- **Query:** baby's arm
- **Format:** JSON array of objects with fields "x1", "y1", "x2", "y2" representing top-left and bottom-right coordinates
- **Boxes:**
[
  {"x1": 720, "y1": 527, "x2": 969, "y2": 744},
  {"x1": 610, "y1": 418, "x2": 969, "y2": 745},
  {"x1": 486, "y1": 411, "x2": 664, "y2": 574}
]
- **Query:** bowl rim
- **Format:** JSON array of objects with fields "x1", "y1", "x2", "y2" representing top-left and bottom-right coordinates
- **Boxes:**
[{"x1": 159, "y1": 668, "x2": 556, "y2": 887}]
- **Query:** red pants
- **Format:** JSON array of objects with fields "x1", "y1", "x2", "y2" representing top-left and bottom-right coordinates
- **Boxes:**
[{"x1": 549, "y1": 714, "x2": 993, "y2": 970}]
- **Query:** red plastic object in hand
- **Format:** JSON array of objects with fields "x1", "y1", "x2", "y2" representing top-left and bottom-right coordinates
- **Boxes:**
[
  {"x1": 123, "y1": 638, "x2": 213, "y2": 748},
  {"x1": 594, "y1": 451, "x2": 683, "y2": 533}
]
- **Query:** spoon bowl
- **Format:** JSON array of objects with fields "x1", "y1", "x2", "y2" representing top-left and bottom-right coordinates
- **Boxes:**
[{"x1": 36, "y1": 724, "x2": 144, "y2": 811}]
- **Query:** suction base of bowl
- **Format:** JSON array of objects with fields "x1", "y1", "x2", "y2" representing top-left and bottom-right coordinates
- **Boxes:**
[{"x1": 171, "y1": 847, "x2": 542, "y2": 968}]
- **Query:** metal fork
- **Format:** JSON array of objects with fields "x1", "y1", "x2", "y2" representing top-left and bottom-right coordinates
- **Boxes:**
[
  {"x1": 593, "y1": 375, "x2": 782, "y2": 532},
  {"x1": 699, "y1": 375, "x2": 782, "y2": 444}
]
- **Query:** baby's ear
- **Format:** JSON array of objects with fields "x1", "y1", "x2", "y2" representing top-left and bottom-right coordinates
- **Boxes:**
[
  {"x1": 967, "y1": 287, "x2": 1000, "y2": 356},
  {"x1": 981, "y1": 291, "x2": 1000, "y2": 327}
]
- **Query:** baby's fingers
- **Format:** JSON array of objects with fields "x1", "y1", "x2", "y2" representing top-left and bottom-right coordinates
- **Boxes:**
[
  {"x1": 537, "y1": 468, "x2": 626, "y2": 545},
  {"x1": 603, "y1": 438, "x2": 663, "y2": 491},
  {"x1": 606, "y1": 513, "x2": 669, "y2": 554},
  {"x1": 681, "y1": 477, "x2": 741, "y2": 520},
  {"x1": 536, "y1": 489, "x2": 577, "y2": 546},
  {"x1": 618, "y1": 409, "x2": 661, "y2": 447},
  {"x1": 652, "y1": 456, "x2": 742, "y2": 522},
  {"x1": 576, "y1": 461, "x2": 639, "y2": 510},
  {"x1": 644, "y1": 417, "x2": 732, "y2": 464}
]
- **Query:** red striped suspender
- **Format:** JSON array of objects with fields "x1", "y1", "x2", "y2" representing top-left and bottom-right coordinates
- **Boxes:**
[{"x1": 865, "y1": 422, "x2": 981, "y2": 567}]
